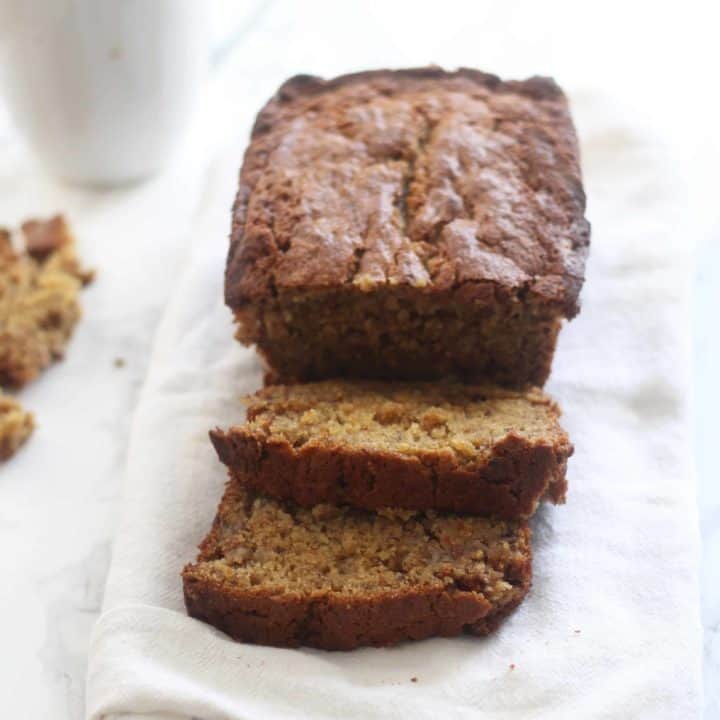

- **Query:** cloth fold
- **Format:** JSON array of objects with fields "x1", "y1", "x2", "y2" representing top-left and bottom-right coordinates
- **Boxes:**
[{"x1": 86, "y1": 94, "x2": 703, "y2": 720}]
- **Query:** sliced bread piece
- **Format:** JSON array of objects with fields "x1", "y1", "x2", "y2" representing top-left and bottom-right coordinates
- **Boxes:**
[
  {"x1": 210, "y1": 380, "x2": 572, "y2": 519},
  {"x1": 183, "y1": 480, "x2": 531, "y2": 650}
]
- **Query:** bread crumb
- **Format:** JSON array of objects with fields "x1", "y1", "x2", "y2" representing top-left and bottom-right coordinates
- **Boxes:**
[
  {"x1": 449, "y1": 437, "x2": 476, "y2": 457},
  {"x1": 0, "y1": 215, "x2": 92, "y2": 387},
  {"x1": 0, "y1": 392, "x2": 34, "y2": 460}
]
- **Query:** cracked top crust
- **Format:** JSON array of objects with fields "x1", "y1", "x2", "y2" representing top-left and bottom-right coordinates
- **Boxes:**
[{"x1": 226, "y1": 67, "x2": 590, "y2": 317}]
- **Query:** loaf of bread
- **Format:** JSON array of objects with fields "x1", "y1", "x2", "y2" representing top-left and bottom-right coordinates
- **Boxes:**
[
  {"x1": 225, "y1": 68, "x2": 589, "y2": 386},
  {"x1": 211, "y1": 380, "x2": 572, "y2": 519},
  {"x1": 183, "y1": 480, "x2": 531, "y2": 650},
  {"x1": 187, "y1": 67, "x2": 585, "y2": 651}
]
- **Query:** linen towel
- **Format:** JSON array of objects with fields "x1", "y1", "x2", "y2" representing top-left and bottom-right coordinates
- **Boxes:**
[{"x1": 86, "y1": 92, "x2": 703, "y2": 720}]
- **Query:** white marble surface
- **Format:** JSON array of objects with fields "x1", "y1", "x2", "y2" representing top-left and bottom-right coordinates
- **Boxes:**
[
  {"x1": 696, "y1": 232, "x2": 720, "y2": 718},
  {"x1": 0, "y1": 1, "x2": 717, "y2": 718}
]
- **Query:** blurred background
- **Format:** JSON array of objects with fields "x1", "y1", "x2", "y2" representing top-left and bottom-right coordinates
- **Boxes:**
[{"x1": 0, "y1": 0, "x2": 717, "y2": 717}]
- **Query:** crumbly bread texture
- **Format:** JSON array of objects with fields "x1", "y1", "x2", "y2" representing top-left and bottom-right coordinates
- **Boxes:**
[
  {"x1": 226, "y1": 67, "x2": 589, "y2": 386},
  {"x1": 210, "y1": 380, "x2": 571, "y2": 519},
  {"x1": 0, "y1": 391, "x2": 34, "y2": 460},
  {"x1": 0, "y1": 216, "x2": 93, "y2": 388},
  {"x1": 183, "y1": 480, "x2": 531, "y2": 650}
]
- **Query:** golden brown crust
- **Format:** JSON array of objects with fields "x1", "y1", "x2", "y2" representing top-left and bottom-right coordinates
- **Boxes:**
[
  {"x1": 227, "y1": 67, "x2": 589, "y2": 313},
  {"x1": 183, "y1": 574, "x2": 528, "y2": 650},
  {"x1": 183, "y1": 481, "x2": 532, "y2": 650},
  {"x1": 217, "y1": 438, "x2": 567, "y2": 520},
  {"x1": 210, "y1": 380, "x2": 572, "y2": 519}
]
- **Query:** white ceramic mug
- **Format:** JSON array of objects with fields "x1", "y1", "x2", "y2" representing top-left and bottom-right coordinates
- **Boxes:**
[{"x1": 0, "y1": 0, "x2": 208, "y2": 186}]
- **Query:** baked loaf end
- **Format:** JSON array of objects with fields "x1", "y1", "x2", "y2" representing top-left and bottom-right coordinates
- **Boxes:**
[
  {"x1": 183, "y1": 480, "x2": 531, "y2": 650},
  {"x1": 211, "y1": 380, "x2": 572, "y2": 519},
  {"x1": 226, "y1": 67, "x2": 590, "y2": 386}
]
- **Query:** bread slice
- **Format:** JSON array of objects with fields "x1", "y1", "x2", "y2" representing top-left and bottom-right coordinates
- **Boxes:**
[
  {"x1": 183, "y1": 480, "x2": 531, "y2": 650},
  {"x1": 210, "y1": 380, "x2": 572, "y2": 519}
]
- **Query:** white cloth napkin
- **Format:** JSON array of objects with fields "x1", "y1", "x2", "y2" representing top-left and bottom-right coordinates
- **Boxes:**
[{"x1": 85, "y1": 92, "x2": 703, "y2": 719}]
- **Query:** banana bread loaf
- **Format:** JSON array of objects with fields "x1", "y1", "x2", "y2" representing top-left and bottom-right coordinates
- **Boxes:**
[
  {"x1": 210, "y1": 380, "x2": 572, "y2": 519},
  {"x1": 183, "y1": 479, "x2": 531, "y2": 650},
  {"x1": 225, "y1": 67, "x2": 589, "y2": 386}
]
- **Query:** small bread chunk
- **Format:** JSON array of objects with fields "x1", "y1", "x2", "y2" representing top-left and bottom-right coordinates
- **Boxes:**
[
  {"x1": 183, "y1": 480, "x2": 531, "y2": 650},
  {"x1": 0, "y1": 216, "x2": 93, "y2": 388},
  {"x1": 210, "y1": 380, "x2": 572, "y2": 519},
  {"x1": 0, "y1": 392, "x2": 34, "y2": 460}
]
